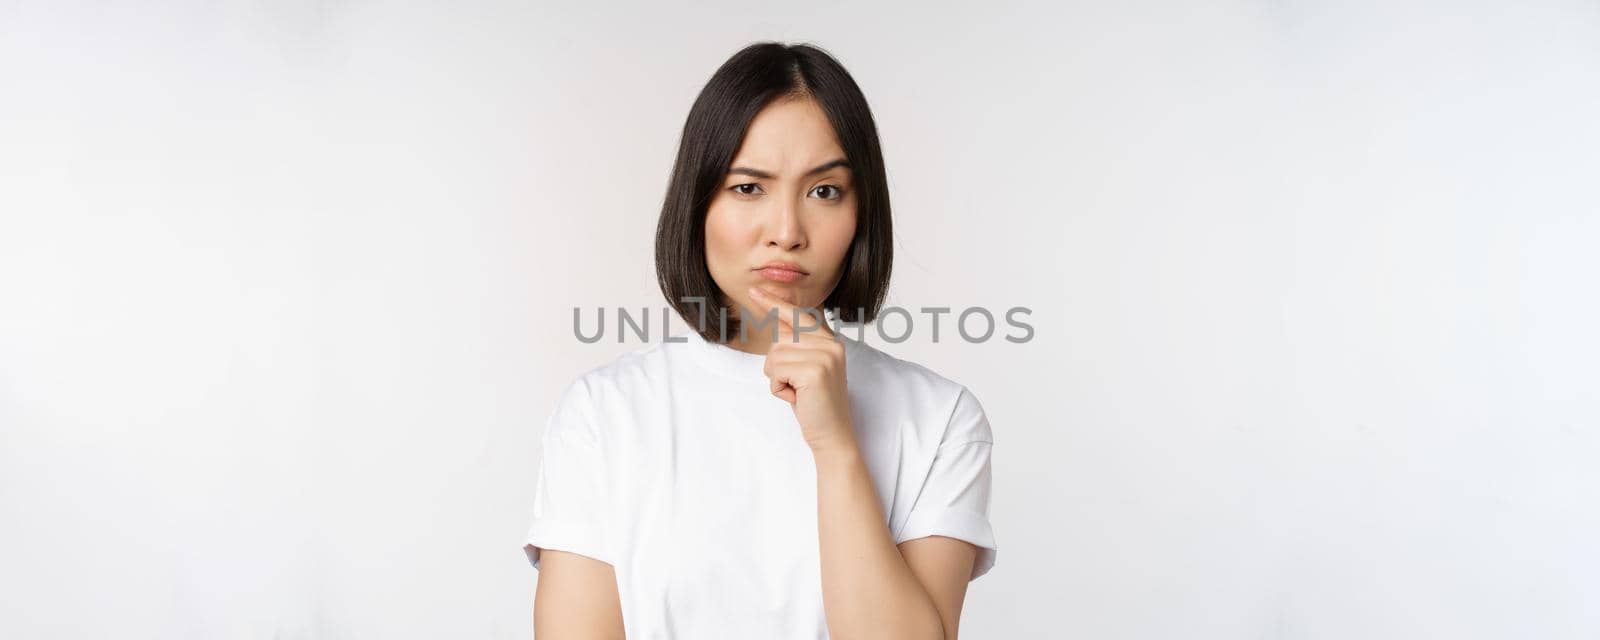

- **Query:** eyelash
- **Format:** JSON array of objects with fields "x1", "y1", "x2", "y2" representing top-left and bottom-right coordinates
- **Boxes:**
[{"x1": 729, "y1": 183, "x2": 847, "y2": 201}]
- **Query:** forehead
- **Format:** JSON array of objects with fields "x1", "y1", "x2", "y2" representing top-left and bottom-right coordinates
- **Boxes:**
[{"x1": 730, "y1": 97, "x2": 847, "y2": 170}]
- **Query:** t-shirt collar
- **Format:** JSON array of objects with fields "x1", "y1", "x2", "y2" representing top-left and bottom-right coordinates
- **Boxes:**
[{"x1": 679, "y1": 328, "x2": 768, "y2": 380}]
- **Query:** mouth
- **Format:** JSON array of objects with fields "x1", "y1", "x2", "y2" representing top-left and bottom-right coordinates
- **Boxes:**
[{"x1": 753, "y1": 262, "x2": 809, "y2": 283}]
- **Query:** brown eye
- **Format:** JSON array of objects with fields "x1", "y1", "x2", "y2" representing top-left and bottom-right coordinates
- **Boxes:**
[
  {"x1": 811, "y1": 184, "x2": 844, "y2": 200},
  {"x1": 731, "y1": 184, "x2": 763, "y2": 196}
]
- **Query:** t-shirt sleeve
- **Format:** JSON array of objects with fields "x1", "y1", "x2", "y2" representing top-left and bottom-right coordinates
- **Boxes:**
[
  {"x1": 894, "y1": 385, "x2": 998, "y2": 581},
  {"x1": 522, "y1": 378, "x2": 613, "y2": 570}
]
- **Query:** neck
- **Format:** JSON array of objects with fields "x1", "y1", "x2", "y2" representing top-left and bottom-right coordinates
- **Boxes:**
[{"x1": 724, "y1": 323, "x2": 782, "y2": 356}]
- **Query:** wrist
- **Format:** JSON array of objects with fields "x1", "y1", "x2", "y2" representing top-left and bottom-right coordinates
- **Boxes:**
[{"x1": 807, "y1": 430, "x2": 862, "y2": 460}]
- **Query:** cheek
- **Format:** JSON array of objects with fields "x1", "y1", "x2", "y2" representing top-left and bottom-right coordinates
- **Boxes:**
[
  {"x1": 702, "y1": 205, "x2": 747, "y2": 271},
  {"x1": 820, "y1": 209, "x2": 859, "y2": 262}
]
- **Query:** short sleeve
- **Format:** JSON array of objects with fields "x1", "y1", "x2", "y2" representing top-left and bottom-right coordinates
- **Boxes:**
[
  {"x1": 895, "y1": 386, "x2": 998, "y2": 581},
  {"x1": 521, "y1": 378, "x2": 613, "y2": 570}
]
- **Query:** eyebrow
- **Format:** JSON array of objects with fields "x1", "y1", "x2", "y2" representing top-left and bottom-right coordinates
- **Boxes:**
[{"x1": 727, "y1": 158, "x2": 850, "y2": 180}]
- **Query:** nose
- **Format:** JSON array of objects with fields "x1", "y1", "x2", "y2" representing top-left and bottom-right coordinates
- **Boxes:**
[{"x1": 764, "y1": 194, "x2": 807, "y2": 251}]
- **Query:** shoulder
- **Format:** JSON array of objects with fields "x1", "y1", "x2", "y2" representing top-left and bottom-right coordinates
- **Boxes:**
[
  {"x1": 546, "y1": 340, "x2": 675, "y2": 432},
  {"x1": 842, "y1": 335, "x2": 994, "y2": 446},
  {"x1": 844, "y1": 335, "x2": 964, "y2": 397},
  {"x1": 567, "y1": 337, "x2": 680, "y2": 394}
]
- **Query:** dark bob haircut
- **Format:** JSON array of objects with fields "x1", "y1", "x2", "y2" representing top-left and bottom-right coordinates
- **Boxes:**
[{"x1": 654, "y1": 41, "x2": 893, "y2": 344}]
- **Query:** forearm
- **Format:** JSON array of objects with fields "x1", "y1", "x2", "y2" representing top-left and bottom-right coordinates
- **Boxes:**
[{"x1": 812, "y1": 435, "x2": 945, "y2": 640}]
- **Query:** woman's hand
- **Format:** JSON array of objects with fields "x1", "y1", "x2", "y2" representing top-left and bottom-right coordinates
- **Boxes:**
[{"x1": 747, "y1": 286, "x2": 857, "y2": 453}]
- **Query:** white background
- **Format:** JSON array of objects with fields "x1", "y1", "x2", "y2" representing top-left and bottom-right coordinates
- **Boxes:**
[{"x1": 2, "y1": 1, "x2": 1597, "y2": 638}]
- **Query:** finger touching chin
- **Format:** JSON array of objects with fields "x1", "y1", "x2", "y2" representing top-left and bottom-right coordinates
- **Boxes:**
[{"x1": 756, "y1": 285, "x2": 799, "y2": 305}]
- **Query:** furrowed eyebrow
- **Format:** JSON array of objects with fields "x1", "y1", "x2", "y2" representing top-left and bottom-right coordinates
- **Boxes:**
[{"x1": 727, "y1": 158, "x2": 850, "y2": 180}]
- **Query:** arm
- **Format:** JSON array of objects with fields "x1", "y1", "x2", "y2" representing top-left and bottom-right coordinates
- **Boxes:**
[
  {"x1": 532, "y1": 550, "x2": 625, "y2": 639},
  {"x1": 814, "y1": 441, "x2": 977, "y2": 639},
  {"x1": 747, "y1": 286, "x2": 983, "y2": 638},
  {"x1": 524, "y1": 377, "x2": 625, "y2": 638},
  {"x1": 898, "y1": 535, "x2": 979, "y2": 638}
]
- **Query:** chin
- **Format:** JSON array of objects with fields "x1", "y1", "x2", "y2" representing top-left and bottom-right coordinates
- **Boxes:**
[{"x1": 766, "y1": 287, "x2": 801, "y2": 304}]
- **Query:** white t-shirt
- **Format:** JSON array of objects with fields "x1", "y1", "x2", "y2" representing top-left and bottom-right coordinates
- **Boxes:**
[{"x1": 521, "y1": 327, "x2": 997, "y2": 638}]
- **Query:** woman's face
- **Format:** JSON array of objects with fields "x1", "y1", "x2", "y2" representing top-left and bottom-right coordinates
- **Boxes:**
[{"x1": 704, "y1": 96, "x2": 858, "y2": 319}]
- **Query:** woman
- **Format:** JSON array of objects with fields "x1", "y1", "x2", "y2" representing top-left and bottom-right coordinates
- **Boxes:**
[{"x1": 522, "y1": 41, "x2": 998, "y2": 639}]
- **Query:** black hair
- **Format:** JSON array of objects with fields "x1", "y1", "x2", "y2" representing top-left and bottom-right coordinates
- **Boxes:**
[{"x1": 654, "y1": 41, "x2": 893, "y2": 343}]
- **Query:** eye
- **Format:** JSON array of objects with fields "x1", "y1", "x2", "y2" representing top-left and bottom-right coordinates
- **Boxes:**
[
  {"x1": 811, "y1": 184, "x2": 845, "y2": 200},
  {"x1": 730, "y1": 183, "x2": 764, "y2": 197}
]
